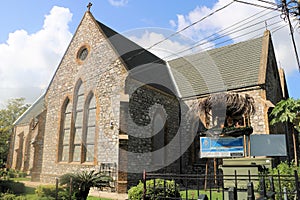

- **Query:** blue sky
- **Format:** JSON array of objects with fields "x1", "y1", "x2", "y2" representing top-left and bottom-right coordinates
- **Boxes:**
[{"x1": 0, "y1": 0, "x2": 299, "y2": 107}]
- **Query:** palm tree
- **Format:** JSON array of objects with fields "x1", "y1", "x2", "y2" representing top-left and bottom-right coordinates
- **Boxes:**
[
  {"x1": 270, "y1": 98, "x2": 300, "y2": 166},
  {"x1": 60, "y1": 170, "x2": 112, "y2": 200}
]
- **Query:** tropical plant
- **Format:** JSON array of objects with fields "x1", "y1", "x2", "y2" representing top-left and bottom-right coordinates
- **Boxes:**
[
  {"x1": 270, "y1": 98, "x2": 300, "y2": 165},
  {"x1": 59, "y1": 170, "x2": 112, "y2": 200}
]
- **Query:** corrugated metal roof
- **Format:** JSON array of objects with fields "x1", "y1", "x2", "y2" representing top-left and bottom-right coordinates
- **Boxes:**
[
  {"x1": 14, "y1": 93, "x2": 45, "y2": 126},
  {"x1": 168, "y1": 36, "x2": 264, "y2": 98}
]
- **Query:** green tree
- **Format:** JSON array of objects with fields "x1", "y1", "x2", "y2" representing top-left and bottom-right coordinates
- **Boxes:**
[
  {"x1": 270, "y1": 98, "x2": 300, "y2": 165},
  {"x1": 0, "y1": 98, "x2": 30, "y2": 167},
  {"x1": 59, "y1": 170, "x2": 112, "y2": 200}
]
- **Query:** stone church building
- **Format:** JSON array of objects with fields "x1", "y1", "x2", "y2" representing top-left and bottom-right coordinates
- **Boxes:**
[{"x1": 7, "y1": 9, "x2": 292, "y2": 193}]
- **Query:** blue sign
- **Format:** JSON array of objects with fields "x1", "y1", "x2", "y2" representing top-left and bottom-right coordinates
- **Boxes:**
[{"x1": 200, "y1": 137, "x2": 244, "y2": 158}]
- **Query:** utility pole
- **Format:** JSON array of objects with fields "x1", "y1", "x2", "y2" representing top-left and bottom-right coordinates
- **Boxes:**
[
  {"x1": 234, "y1": 0, "x2": 300, "y2": 71},
  {"x1": 281, "y1": 0, "x2": 300, "y2": 71}
]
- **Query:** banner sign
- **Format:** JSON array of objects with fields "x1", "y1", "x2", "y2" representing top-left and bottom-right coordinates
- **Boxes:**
[
  {"x1": 250, "y1": 134, "x2": 287, "y2": 156},
  {"x1": 200, "y1": 137, "x2": 244, "y2": 158}
]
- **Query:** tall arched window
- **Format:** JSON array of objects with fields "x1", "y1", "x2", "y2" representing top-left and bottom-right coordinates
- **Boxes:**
[
  {"x1": 83, "y1": 92, "x2": 96, "y2": 162},
  {"x1": 60, "y1": 98, "x2": 72, "y2": 162},
  {"x1": 72, "y1": 80, "x2": 84, "y2": 162},
  {"x1": 152, "y1": 111, "x2": 166, "y2": 165}
]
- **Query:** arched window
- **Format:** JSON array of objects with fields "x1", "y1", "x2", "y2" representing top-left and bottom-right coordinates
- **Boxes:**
[
  {"x1": 83, "y1": 92, "x2": 96, "y2": 162},
  {"x1": 60, "y1": 98, "x2": 72, "y2": 162},
  {"x1": 72, "y1": 80, "x2": 84, "y2": 162},
  {"x1": 152, "y1": 111, "x2": 166, "y2": 165}
]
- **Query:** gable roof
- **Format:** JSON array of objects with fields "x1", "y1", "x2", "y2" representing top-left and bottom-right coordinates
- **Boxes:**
[
  {"x1": 168, "y1": 35, "x2": 265, "y2": 98},
  {"x1": 14, "y1": 93, "x2": 45, "y2": 126}
]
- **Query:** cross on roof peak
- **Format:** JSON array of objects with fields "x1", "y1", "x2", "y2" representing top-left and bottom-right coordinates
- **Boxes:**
[{"x1": 87, "y1": 2, "x2": 93, "y2": 11}]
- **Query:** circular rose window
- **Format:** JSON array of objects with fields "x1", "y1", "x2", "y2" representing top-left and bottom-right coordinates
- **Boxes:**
[{"x1": 77, "y1": 46, "x2": 89, "y2": 61}]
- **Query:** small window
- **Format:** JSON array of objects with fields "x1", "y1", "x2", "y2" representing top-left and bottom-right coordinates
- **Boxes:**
[{"x1": 77, "y1": 46, "x2": 89, "y2": 62}]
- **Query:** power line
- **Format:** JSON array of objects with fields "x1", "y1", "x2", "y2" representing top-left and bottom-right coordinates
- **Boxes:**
[
  {"x1": 124, "y1": 1, "x2": 235, "y2": 63},
  {"x1": 234, "y1": 0, "x2": 281, "y2": 11},
  {"x1": 282, "y1": 0, "x2": 300, "y2": 71},
  {"x1": 146, "y1": 1, "x2": 235, "y2": 50},
  {"x1": 162, "y1": 14, "x2": 280, "y2": 59}
]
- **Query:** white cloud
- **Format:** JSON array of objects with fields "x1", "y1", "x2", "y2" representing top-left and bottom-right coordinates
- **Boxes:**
[
  {"x1": 125, "y1": 28, "x2": 204, "y2": 60},
  {"x1": 169, "y1": 0, "x2": 300, "y2": 74},
  {"x1": 0, "y1": 6, "x2": 73, "y2": 107},
  {"x1": 108, "y1": 0, "x2": 128, "y2": 7}
]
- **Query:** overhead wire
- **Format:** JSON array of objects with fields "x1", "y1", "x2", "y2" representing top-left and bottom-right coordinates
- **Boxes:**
[
  {"x1": 160, "y1": 12, "x2": 280, "y2": 60},
  {"x1": 234, "y1": 0, "x2": 281, "y2": 11},
  {"x1": 111, "y1": 0, "x2": 294, "y2": 72},
  {"x1": 124, "y1": 1, "x2": 235, "y2": 63}
]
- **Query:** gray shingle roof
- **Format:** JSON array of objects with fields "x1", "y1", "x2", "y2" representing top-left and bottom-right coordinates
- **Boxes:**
[
  {"x1": 14, "y1": 93, "x2": 45, "y2": 125},
  {"x1": 168, "y1": 36, "x2": 264, "y2": 98}
]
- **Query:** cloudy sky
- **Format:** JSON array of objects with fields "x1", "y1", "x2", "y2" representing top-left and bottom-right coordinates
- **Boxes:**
[{"x1": 0, "y1": 0, "x2": 299, "y2": 107}]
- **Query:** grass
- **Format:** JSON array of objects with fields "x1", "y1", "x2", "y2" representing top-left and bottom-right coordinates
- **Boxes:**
[
  {"x1": 87, "y1": 197, "x2": 112, "y2": 200},
  {"x1": 16, "y1": 185, "x2": 111, "y2": 200},
  {"x1": 11, "y1": 177, "x2": 31, "y2": 182},
  {"x1": 23, "y1": 186, "x2": 37, "y2": 200},
  {"x1": 180, "y1": 189, "x2": 223, "y2": 199}
]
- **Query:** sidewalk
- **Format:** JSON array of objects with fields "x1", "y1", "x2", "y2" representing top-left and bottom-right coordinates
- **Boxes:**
[
  {"x1": 21, "y1": 180, "x2": 128, "y2": 200},
  {"x1": 89, "y1": 188, "x2": 128, "y2": 200}
]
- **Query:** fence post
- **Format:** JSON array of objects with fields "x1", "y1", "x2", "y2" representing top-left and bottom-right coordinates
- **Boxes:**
[
  {"x1": 294, "y1": 170, "x2": 300, "y2": 199},
  {"x1": 268, "y1": 176, "x2": 275, "y2": 199},
  {"x1": 143, "y1": 170, "x2": 146, "y2": 200},
  {"x1": 228, "y1": 187, "x2": 237, "y2": 200},
  {"x1": 283, "y1": 187, "x2": 288, "y2": 200},
  {"x1": 69, "y1": 177, "x2": 72, "y2": 200},
  {"x1": 185, "y1": 179, "x2": 188, "y2": 200},
  {"x1": 234, "y1": 170, "x2": 238, "y2": 189},
  {"x1": 247, "y1": 182, "x2": 254, "y2": 200},
  {"x1": 55, "y1": 177, "x2": 58, "y2": 200},
  {"x1": 278, "y1": 170, "x2": 282, "y2": 200},
  {"x1": 163, "y1": 179, "x2": 166, "y2": 199},
  {"x1": 259, "y1": 177, "x2": 267, "y2": 199}
]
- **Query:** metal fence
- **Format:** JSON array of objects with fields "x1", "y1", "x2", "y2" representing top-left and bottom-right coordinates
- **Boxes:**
[{"x1": 142, "y1": 170, "x2": 300, "y2": 200}]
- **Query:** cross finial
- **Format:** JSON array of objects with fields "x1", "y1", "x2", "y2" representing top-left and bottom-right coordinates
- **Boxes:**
[{"x1": 87, "y1": 2, "x2": 93, "y2": 11}]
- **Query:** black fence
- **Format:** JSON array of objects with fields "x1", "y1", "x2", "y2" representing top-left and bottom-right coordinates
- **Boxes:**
[{"x1": 142, "y1": 170, "x2": 300, "y2": 200}]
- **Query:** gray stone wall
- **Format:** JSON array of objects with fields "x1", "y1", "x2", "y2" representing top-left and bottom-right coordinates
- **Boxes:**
[
  {"x1": 31, "y1": 110, "x2": 46, "y2": 181},
  {"x1": 124, "y1": 83, "x2": 182, "y2": 188},
  {"x1": 41, "y1": 12, "x2": 128, "y2": 184}
]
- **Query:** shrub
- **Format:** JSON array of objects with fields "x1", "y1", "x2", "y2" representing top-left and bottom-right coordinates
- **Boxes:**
[
  {"x1": 60, "y1": 170, "x2": 112, "y2": 200},
  {"x1": 35, "y1": 185, "x2": 64, "y2": 198},
  {"x1": 268, "y1": 161, "x2": 300, "y2": 200},
  {"x1": 0, "y1": 193, "x2": 16, "y2": 200},
  {"x1": 7, "y1": 171, "x2": 15, "y2": 178},
  {"x1": 18, "y1": 172, "x2": 27, "y2": 178},
  {"x1": 0, "y1": 180, "x2": 25, "y2": 194},
  {"x1": 0, "y1": 193, "x2": 26, "y2": 200},
  {"x1": 128, "y1": 179, "x2": 180, "y2": 200}
]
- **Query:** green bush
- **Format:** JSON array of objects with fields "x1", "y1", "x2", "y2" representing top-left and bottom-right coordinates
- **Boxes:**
[
  {"x1": 35, "y1": 185, "x2": 64, "y2": 198},
  {"x1": 0, "y1": 193, "x2": 26, "y2": 200},
  {"x1": 268, "y1": 161, "x2": 300, "y2": 200},
  {"x1": 7, "y1": 171, "x2": 15, "y2": 178},
  {"x1": 0, "y1": 180, "x2": 25, "y2": 194},
  {"x1": 18, "y1": 172, "x2": 27, "y2": 178},
  {"x1": 128, "y1": 179, "x2": 180, "y2": 200},
  {"x1": 60, "y1": 170, "x2": 112, "y2": 200},
  {"x1": 0, "y1": 193, "x2": 16, "y2": 200}
]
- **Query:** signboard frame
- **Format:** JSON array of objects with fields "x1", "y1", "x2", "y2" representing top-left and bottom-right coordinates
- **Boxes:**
[{"x1": 200, "y1": 137, "x2": 244, "y2": 158}]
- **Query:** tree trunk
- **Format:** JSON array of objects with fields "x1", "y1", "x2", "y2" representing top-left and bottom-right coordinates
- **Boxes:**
[{"x1": 292, "y1": 128, "x2": 298, "y2": 166}]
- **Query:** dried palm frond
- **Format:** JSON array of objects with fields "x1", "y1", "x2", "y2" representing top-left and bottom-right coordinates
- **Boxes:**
[{"x1": 199, "y1": 93, "x2": 255, "y2": 118}]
